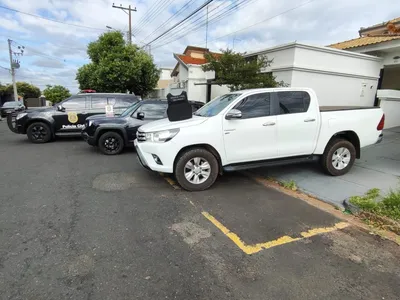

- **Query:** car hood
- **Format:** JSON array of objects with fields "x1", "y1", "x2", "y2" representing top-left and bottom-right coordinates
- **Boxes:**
[
  {"x1": 86, "y1": 114, "x2": 107, "y2": 121},
  {"x1": 139, "y1": 115, "x2": 208, "y2": 132},
  {"x1": 93, "y1": 116, "x2": 127, "y2": 125},
  {"x1": 26, "y1": 107, "x2": 54, "y2": 113}
]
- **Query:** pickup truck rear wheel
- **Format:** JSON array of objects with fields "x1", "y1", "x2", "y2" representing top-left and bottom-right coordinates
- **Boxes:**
[
  {"x1": 321, "y1": 138, "x2": 356, "y2": 176},
  {"x1": 175, "y1": 148, "x2": 219, "y2": 191},
  {"x1": 98, "y1": 131, "x2": 124, "y2": 155},
  {"x1": 27, "y1": 122, "x2": 52, "y2": 143}
]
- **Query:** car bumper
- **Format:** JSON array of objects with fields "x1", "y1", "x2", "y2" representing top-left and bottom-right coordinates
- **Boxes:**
[
  {"x1": 81, "y1": 131, "x2": 96, "y2": 146},
  {"x1": 134, "y1": 140, "x2": 177, "y2": 173},
  {"x1": 376, "y1": 133, "x2": 383, "y2": 144}
]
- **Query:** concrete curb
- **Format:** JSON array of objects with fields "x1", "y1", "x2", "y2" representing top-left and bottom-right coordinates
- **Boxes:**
[{"x1": 343, "y1": 198, "x2": 361, "y2": 214}]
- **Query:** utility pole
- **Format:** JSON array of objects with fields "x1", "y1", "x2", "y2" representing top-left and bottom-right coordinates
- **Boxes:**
[
  {"x1": 112, "y1": 3, "x2": 137, "y2": 45},
  {"x1": 205, "y1": 5, "x2": 209, "y2": 48},
  {"x1": 8, "y1": 39, "x2": 18, "y2": 102}
]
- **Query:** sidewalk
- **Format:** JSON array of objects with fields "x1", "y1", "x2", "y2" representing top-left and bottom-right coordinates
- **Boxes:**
[{"x1": 251, "y1": 127, "x2": 400, "y2": 207}]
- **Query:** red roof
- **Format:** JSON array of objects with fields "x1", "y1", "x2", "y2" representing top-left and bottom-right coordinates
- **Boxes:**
[
  {"x1": 176, "y1": 55, "x2": 207, "y2": 65},
  {"x1": 176, "y1": 53, "x2": 222, "y2": 65}
]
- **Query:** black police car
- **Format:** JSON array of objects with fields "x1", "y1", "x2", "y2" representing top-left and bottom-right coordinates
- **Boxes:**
[
  {"x1": 82, "y1": 99, "x2": 203, "y2": 155},
  {"x1": 8, "y1": 93, "x2": 139, "y2": 143}
]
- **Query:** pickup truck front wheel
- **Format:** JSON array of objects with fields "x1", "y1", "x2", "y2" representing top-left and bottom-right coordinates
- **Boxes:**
[
  {"x1": 321, "y1": 138, "x2": 356, "y2": 176},
  {"x1": 175, "y1": 148, "x2": 219, "y2": 191},
  {"x1": 98, "y1": 131, "x2": 124, "y2": 155}
]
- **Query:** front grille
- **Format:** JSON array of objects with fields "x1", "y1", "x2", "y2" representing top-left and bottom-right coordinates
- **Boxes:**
[{"x1": 136, "y1": 131, "x2": 146, "y2": 142}]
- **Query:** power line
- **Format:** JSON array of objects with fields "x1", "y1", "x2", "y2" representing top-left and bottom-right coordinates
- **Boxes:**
[
  {"x1": 0, "y1": 4, "x2": 107, "y2": 31},
  {"x1": 146, "y1": 0, "x2": 214, "y2": 46},
  {"x1": 12, "y1": 41, "x2": 67, "y2": 63},
  {"x1": 141, "y1": 0, "x2": 197, "y2": 42},
  {"x1": 151, "y1": 0, "x2": 236, "y2": 46},
  {"x1": 0, "y1": 34, "x2": 87, "y2": 51},
  {"x1": 132, "y1": 0, "x2": 176, "y2": 36},
  {"x1": 153, "y1": 0, "x2": 318, "y2": 50},
  {"x1": 131, "y1": 0, "x2": 167, "y2": 34},
  {"x1": 151, "y1": 0, "x2": 251, "y2": 48},
  {"x1": 208, "y1": 0, "x2": 319, "y2": 43}
]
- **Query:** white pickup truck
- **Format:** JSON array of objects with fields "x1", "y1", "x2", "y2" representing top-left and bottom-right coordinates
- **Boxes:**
[{"x1": 134, "y1": 88, "x2": 384, "y2": 191}]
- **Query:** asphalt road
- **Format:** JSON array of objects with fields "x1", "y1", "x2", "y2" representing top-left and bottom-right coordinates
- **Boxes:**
[{"x1": 0, "y1": 121, "x2": 399, "y2": 300}]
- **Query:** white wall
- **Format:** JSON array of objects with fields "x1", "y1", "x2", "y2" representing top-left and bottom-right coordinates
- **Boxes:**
[
  {"x1": 178, "y1": 64, "x2": 188, "y2": 81},
  {"x1": 159, "y1": 69, "x2": 172, "y2": 80},
  {"x1": 382, "y1": 50, "x2": 400, "y2": 66},
  {"x1": 187, "y1": 79, "x2": 207, "y2": 102},
  {"x1": 211, "y1": 84, "x2": 230, "y2": 100},
  {"x1": 248, "y1": 43, "x2": 383, "y2": 106},
  {"x1": 257, "y1": 46, "x2": 296, "y2": 73},
  {"x1": 377, "y1": 90, "x2": 400, "y2": 129},
  {"x1": 294, "y1": 46, "x2": 382, "y2": 77},
  {"x1": 273, "y1": 70, "x2": 293, "y2": 86},
  {"x1": 186, "y1": 65, "x2": 229, "y2": 102},
  {"x1": 291, "y1": 70, "x2": 378, "y2": 106}
]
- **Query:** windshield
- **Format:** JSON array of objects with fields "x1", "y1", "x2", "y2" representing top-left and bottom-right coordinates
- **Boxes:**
[
  {"x1": 194, "y1": 94, "x2": 241, "y2": 117},
  {"x1": 120, "y1": 101, "x2": 141, "y2": 117},
  {"x1": 2, "y1": 101, "x2": 21, "y2": 108}
]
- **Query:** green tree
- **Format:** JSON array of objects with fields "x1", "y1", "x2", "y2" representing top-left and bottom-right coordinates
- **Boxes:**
[
  {"x1": 5, "y1": 82, "x2": 41, "y2": 99},
  {"x1": 43, "y1": 85, "x2": 71, "y2": 104},
  {"x1": 76, "y1": 31, "x2": 160, "y2": 97},
  {"x1": 202, "y1": 49, "x2": 285, "y2": 91}
]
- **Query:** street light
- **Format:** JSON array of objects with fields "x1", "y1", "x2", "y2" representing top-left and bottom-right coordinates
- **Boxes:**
[{"x1": 106, "y1": 26, "x2": 113, "y2": 30}]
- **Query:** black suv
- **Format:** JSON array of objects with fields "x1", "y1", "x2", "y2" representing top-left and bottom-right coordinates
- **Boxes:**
[
  {"x1": 82, "y1": 99, "x2": 203, "y2": 155},
  {"x1": 8, "y1": 93, "x2": 139, "y2": 143}
]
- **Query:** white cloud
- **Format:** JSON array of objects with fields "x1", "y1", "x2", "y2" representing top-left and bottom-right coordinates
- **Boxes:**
[
  {"x1": 0, "y1": 0, "x2": 398, "y2": 93},
  {"x1": 32, "y1": 58, "x2": 65, "y2": 68}
]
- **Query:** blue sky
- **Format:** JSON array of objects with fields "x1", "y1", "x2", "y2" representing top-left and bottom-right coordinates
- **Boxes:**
[{"x1": 0, "y1": 0, "x2": 398, "y2": 93}]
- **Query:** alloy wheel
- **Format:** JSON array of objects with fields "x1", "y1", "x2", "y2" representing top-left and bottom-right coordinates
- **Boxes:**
[
  {"x1": 332, "y1": 147, "x2": 351, "y2": 170},
  {"x1": 184, "y1": 157, "x2": 211, "y2": 184}
]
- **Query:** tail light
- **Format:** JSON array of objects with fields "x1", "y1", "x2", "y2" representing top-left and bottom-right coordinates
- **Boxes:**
[{"x1": 377, "y1": 114, "x2": 385, "y2": 131}]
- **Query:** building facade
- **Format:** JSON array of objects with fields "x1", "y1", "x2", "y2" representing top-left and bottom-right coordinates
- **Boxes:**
[{"x1": 330, "y1": 17, "x2": 400, "y2": 128}]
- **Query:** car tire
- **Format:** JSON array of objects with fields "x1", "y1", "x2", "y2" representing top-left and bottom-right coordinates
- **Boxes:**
[
  {"x1": 321, "y1": 138, "x2": 356, "y2": 176},
  {"x1": 98, "y1": 131, "x2": 124, "y2": 155},
  {"x1": 27, "y1": 122, "x2": 52, "y2": 143},
  {"x1": 175, "y1": 148, "x2": 219, "y2": 191}
]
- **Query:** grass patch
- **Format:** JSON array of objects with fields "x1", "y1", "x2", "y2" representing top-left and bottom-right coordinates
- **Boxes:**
[
  {"x1": 349, "y1": 188, "x2": 400, "y2": 221},
  {"x1": 349, "y1": 188, "x2": 400, "y2": 234},
  {"x1": 280, "y1": 180, "x2": 298, "y2": 191}
]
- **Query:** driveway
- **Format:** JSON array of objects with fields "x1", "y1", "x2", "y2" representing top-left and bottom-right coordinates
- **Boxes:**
[
  {"x1": 0, "y1": 122, "x2": 399, "y2": 300},
  {"x1": 251, "y1": 126, "x2": 400, "y2": 207}
]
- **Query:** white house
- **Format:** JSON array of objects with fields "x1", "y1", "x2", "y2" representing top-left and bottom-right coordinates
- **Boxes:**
[
  {"x1": 150, "y1": 67, "x2": 174, "y2": 98},
  {"x1": 329, "y1": 16, "x2": 400, "y2": 128},
  {"x1": 245, "y1": 43, "x2": 382, "y2": 107},
  {"x1": 164, "y1": 46, "x2": 230, "y2": 103}
]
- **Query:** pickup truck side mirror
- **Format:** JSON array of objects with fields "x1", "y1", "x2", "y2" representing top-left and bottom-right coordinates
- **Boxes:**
[
  {"x1": 225, "y1": 109, "x2": 242, "y2": 120},
  {"x1": 57, "y1": 105, "x2": 65, "y2": 112},
  {"x1": 137, "y1": 112, "x2": 145, "y2": 120}
]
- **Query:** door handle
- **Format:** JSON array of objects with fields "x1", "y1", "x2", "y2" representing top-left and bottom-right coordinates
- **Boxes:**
[
  {"x1": 263, "y1": 122, "x2": 276, "y2": 126},
  {"x1": 304, "y1": 118, "x2": 316, "y2": 122}
]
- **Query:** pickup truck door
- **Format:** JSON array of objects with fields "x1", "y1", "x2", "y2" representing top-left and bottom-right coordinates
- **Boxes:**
[
  {"x1": 274, "y1": 91, "x2": 319, "y2": 157},
  {"x1": 223, "y1": 92, "x2": 278, "y2": 163}
]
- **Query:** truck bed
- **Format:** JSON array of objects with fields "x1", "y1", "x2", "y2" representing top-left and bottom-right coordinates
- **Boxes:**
[{"x1": 319, "y1": 106, "x2": 377, "y2": 112}]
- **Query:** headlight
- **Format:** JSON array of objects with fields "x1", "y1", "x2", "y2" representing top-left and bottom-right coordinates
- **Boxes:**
[
  {"x1": 88, "y1": 120, "x2": 94, "y2": 127},
  {"x1": 145, "y1": 128, "x2": 180, "y2": 143},
  {"x1": 16, "y1": 113, "x2": 27, "y2": 120}
]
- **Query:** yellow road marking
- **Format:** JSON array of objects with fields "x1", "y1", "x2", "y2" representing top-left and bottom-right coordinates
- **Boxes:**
[
  {"x1": 202, "y1": 211, "x2": 349, "y2": 255},
  {"x1": 159, "y1": 173, "x2": 181, "y2": 190}
]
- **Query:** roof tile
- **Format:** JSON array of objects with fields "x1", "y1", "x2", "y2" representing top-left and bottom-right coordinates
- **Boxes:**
[{"x1": 329, "y1": 35, "x2": 400, "y2": 50}]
